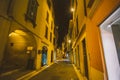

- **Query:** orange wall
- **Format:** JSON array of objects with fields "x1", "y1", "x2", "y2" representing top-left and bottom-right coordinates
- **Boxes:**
[
  {"x1": 86, "y1": 0, "x2": 120, "y2": 73},
  {"x1": 86, "y1": 19, "x2": 103, "y2": 72},
  {"x1": 92, "y1": 0, "x2": 120, "y2": 25}
]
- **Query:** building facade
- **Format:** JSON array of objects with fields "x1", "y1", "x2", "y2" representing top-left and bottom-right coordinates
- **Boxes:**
[
  {"x1": 70, "y1": 0, "x2": 120, "y2": 80},
  {"x1": 0, "y1": 0, "x2": 55, "y2": 71}
]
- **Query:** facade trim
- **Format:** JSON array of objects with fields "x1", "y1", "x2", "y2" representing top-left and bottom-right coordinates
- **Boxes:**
[{"x1": 98, "y1": 5, "x2": 120, "y2": 26}]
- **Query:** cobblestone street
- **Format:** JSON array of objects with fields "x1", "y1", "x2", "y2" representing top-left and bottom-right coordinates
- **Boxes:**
[{"x1": 30, "y1": 60, "x2": 79, "y2": 80}]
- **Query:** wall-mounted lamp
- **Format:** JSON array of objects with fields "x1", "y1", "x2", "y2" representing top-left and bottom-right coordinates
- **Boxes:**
[
  {"x1": 107, "y1": 24, "x2": 111, "y2": 28},
  {"x1": 71, "y1": 8, "x2": 75, "y2": 12}
]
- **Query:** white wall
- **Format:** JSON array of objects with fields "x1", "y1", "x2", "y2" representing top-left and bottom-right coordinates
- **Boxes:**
[
  {"x1": 100, "y1": 27, "x2": 120, "y2": 80},
  {"x1": 100, "y1": 7, "x2": 120, "y2": 80}
]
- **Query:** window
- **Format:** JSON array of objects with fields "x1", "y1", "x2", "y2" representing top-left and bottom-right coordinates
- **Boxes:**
[
  {"x1": 100, "y1": 7, "x2": 120, "y2": 80},
  {"x1": 51, "y1": 21, "x2": 53, "y2": 30},
  {"x1": 47, "y1": 0, "x2": 51, "y2": 9},
  {"x1": 75, "y1": 0, "x2": 78, "y2": 10},
  {"x1": 112, "y1": 24, "x2": 120, "y2": 64},
  {"x1": 25, "y1": 0, "x2": 39, "y2": 27},
  {"x1": 50, "y1": 32, "x2": 52, "y2": 42},
  {"x1": 76, "y1": 16, "x2": 79, "y2": 36},
  {"x1": 46, "y1": 12, "x2": 49, "y2": 23},
  {"x1": 77, "y1": 45, "x2": 80, "y2": 69},
  {"x1": 83, "y1": 0, "x2": 87, "y2": 16},
  {"x1": 45, "y1": 26, "x2": 48, "y2": 39},
  {"x1": 82, "y1": 39, "x2": 89, "y2": 80},
  {"x1": 87, "y1": 0, "x2": 95, "y2": 8}
]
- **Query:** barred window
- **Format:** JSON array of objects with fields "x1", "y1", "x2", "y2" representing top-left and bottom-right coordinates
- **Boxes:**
[{"x1": 25, "y1": 0, "x2": 39, "y2": 27}]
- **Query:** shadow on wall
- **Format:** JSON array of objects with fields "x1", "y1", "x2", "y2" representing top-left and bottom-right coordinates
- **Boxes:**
[{"x1": 1, "y1": 30, "x2": 37, "y2": 71}]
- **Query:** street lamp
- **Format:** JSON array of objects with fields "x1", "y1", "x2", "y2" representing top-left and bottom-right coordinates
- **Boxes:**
[
  {"x1": 68, "y1": 39, "x2": 71, "y2": 43},
  {"x1": 70, "y1": 7, "x2": 74, "y2": 19},
  {"x1": 70, "y1": 8, "x2": 74, "y2": 12}
]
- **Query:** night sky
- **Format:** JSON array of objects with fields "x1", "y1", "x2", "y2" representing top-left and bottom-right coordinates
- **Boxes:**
[{"x1": 52, "y1": 0, "x2": 72, "y2": 47}]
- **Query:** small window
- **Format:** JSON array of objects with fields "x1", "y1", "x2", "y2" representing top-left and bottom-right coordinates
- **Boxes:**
[
  {"x1": 50, "y1": 32, "x2": 52, "y2": 42},
  {"x1": 75, "y1": 0, "x2": 78, "y2": 10},
  {"x1": 51, "y1": 21, "x2": 53, "y2": 30},
  {"x1": 25, "y1": 0, "x2": 39, "y2": 27},
  {"x1": 76, "y1": 16, "x2": 79, "y2": 36},
  {"x1": 45, "y1": 26, "x2": 48, "y2": 39},
  {"x1": 46, "y1": 12, "x2": 49, "y2": 23},
  {"x1": 83, "y1": 0, "x2": 87, "y2": 16},
  {"x1": 87, "y1": 0, "x2": 95, "y2": 8},
  {"x1": 47, "y1": 0, "x2": 51, "y2": 9}
]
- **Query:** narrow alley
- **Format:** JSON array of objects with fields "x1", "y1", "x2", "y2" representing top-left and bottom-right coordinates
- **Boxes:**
[{"x1": 0, "y1": 0, "x2": 120, "y2": 80}]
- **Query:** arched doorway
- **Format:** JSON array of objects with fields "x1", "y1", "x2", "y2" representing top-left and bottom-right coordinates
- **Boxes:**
[
  {"x1": 41, "y1": 46, "x2": 48, "y2": 66},
  {"x1": 2, "y1": 30, "x2": 37, "y2": 71}
]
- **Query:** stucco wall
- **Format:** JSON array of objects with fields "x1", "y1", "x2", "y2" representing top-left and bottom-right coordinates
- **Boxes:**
[
  {"x1": 86, "y1": 19, "x2": 103, "y2": 72},
  {"x1": 0, "y1": 18, "x2": 10, "y2": 66}
]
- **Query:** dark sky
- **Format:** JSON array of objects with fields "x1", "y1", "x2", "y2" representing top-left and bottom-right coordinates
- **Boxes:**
[{"x1": 52, "y1": 0, "x2": 72, "y2": 47}]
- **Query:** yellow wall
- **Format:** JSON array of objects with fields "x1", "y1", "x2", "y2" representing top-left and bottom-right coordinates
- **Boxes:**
[
  {"x1": 0, "y1": 0, "x2": 55, "y2": 69},
  {"x1": 91, "y1": 67, "x2": 104, "y2": 80},
  {"x1": 72, "y1": 0, "x2": 120, "y2": 80},
  {"x1": 76, "y1": 0, "x2": 85, "y2": 29},
  {"x1": 0, "y1": 0, "x2": 11, "y2": 66},
  {"x1": 0, "y1": 18, "x2": 10, "y2": 66}
]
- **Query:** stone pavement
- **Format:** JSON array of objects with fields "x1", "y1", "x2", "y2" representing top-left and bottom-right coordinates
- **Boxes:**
[
  {"x1": 29, "y1": 61, "x2": 79, "y2": 80},
  {"x1": 0, "y1": 60, "x2": 81, "y2": 80},
  {"x1": 0, "y1": 69, "x2": 33, "y2": 80}
]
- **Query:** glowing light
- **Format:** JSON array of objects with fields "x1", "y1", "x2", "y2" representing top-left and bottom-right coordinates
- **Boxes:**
[
  {"x1": 27, "y1": 46, "x2": 33, "y2": 50},
  {"x1": 71, "y1": 8, "x2": 74, "y2": 12},
  {"x1": 107, "y1": 25, "x2": 111, "y2": 28},
  {"x1": 68, "y1": 40, "x2": 71, "y2": 43},
  {"x1": 9, "y1": 32, "x2": 19, "y2": 37}
]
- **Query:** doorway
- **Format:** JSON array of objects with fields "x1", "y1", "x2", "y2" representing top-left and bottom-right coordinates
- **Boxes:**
[
  {"x1": 100, "y1": 7, "x2": 120, "y2": 80},
  {"x1": 41, "y1": 46, "x2": 48, "y2": 66},
  {"x1": 82, "y1": 39, "x2": 89, "y2": 80},
  {"x1": 51, "y1": 50, "x2": 53, "y2": 62}
]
